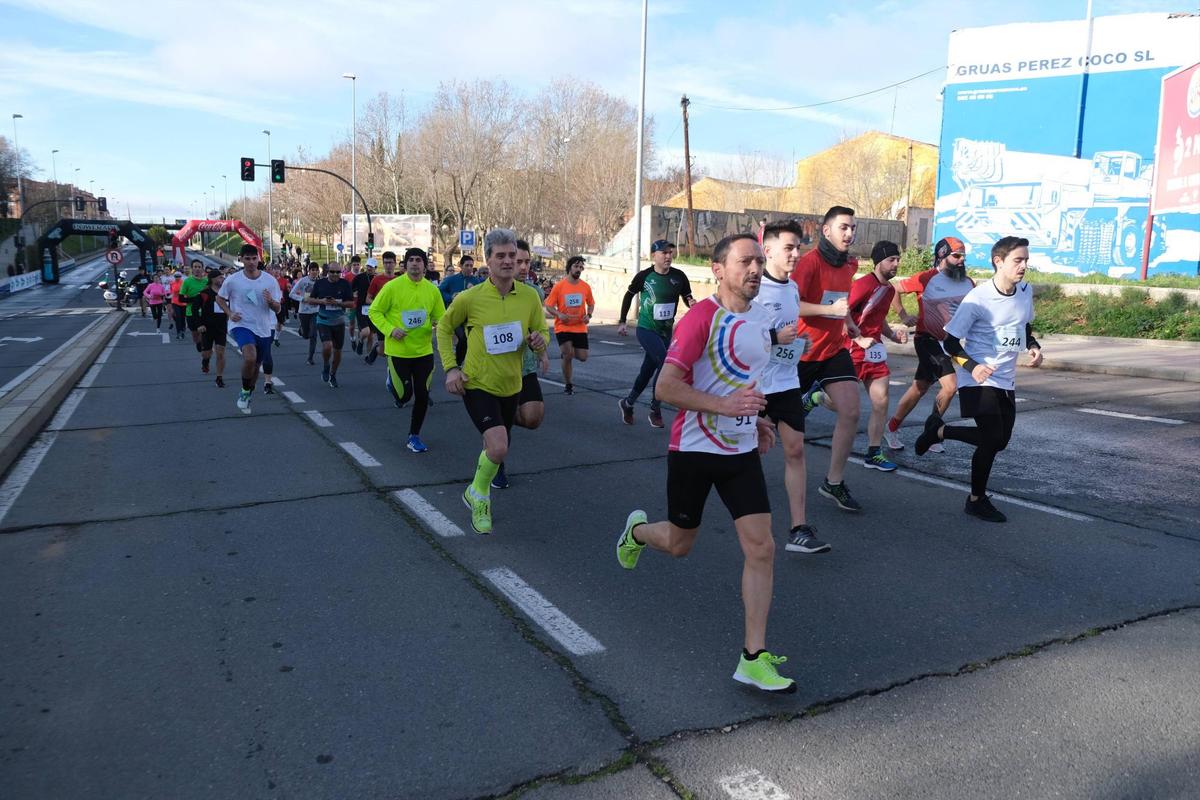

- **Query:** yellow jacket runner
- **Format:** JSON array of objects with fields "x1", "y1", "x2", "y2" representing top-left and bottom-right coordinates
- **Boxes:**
[
  {"x1": 436, "y1": 279, "x2": 549, "y2": 397},
  {"x1": 369, "y1": 275, "x2": 445, "y2": 358}
]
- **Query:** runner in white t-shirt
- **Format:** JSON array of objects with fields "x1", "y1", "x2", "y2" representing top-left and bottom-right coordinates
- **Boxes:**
[
  {"x1": 215, "y1": 244, "x2": 284, "y2": 415},
  {"x1": 753, "y1": 221, "x2": 828, "y2": 555},
  {"x1": 615, "y1": 233, "x2": 796, "y2": 695},
  {"x1": 915, "y1": 236, "x2": 1044, "y2": 523}
]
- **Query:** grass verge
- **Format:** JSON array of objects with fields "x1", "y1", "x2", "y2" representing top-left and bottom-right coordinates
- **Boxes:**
[{"x1": 1033, "y1": 286, "x2": 1200, "y2": 340}]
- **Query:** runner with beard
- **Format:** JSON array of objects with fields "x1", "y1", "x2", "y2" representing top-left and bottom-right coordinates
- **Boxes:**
[
  {"x1": 544, "y1": 255, "x2": 594, "y2": 395},
  {"x1": 885, "y1": 237, "x2": 973, "y2": 452},
  {"x1": 848, "y1": 241, "x2": 908, "y2": 472},
  {"x1": 790, "y1": 206, "x2": 863, "y2": 513}
]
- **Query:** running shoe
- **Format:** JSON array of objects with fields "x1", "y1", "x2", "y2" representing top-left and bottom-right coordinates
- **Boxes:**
[
  {"x1": 819, "y1": 479, "x2": 862, "y2": 512},
  {"x1": 321, "y1": 366, "x2": 330, "y2": 384},
  {"x1": 883, "y1": 428, "x2": 904, "y2": 450},
  {"x1": 273, "y1": 338, "x2": 280, "y2": 348},
  {"x1": 929, "y1": 442, "x2": 944, "y2": 454},
  {"x1": 564, "y1": 383, "x2": 574, "y2": 396},
  {"x1": 490, "y1": 463, "x2": 509, "y2": 490},
  {"x1": 406, "y1": 434, "x2": 429, "y2": 454},
  {"x1": 306, "y1": 357, "x2": 315, "y2": 366},
  {"x1": 263, "y1": 382, "x2": 275, "y2": 395},
  {"x1": 215, "y1": 376, "x2": 225, "y2": 388},
  {"x1": 236, "y1": 389, "x2": 251, "y2": 415},
  {"x1": 785, "y1": 524, "x2": 831, "y2": 554},
  {"x1": 328, "y1": 374, "x2": 339, "y2": 389},
  {"x1": 365, "y1": 347, "x2": 378, "y2": 365},
  {"x1": 462, "y1": 487, "x2": 492, "y2": 534},
  {"x1": 201, "y1": 362, "x2": 209, "y2": 374},
  {"x1": 619, "y1": 398, "x2": 634, "y2": 425},
  {"x1": 733, "y1": 651, "x2": 796, "y2": 694},
  {"x1": 801, "y1": 388, "x2": 826, "y2": 414},
  {"x1": 863, "y1": 451, "x2": 897, "y2": 472},
  {"x1": 915, "y1": 412, "x2": 944, "y2": 456},
  {"x1": 965, "y1": 495, "x2": 1007, "y2": 523},
  {"x1": 648, "y1": 407, "x2": 664, "y2": 428},
  {"x1": 616, "y1": 510, "x2": 648, "y2": 569}
]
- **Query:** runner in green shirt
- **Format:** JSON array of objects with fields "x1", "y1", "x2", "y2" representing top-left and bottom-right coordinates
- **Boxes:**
[
  {"x1": 617, "y1": 239, "x2": 695, "y2": 428},
  {"x1": 180, "y1": 259, "x2": 210, "y2": 353},
  {"x1": 369, "y1": 247, "x2": 446, "y2": 454},
  {"x1": 435, "y1": 229, "x2": 549, "y2": 534}
]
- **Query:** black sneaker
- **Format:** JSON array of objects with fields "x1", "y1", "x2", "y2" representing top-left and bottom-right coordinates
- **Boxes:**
[
  {"x1": 914, "y1": 412, "x2": 944, "y2": 456},
  {"x1": 491, "y1": 463, "x2": 509, "y2": 490},
  {"x1": 564, "y1": 383, "x2": 574, "y2": 396},
  {"x1": 785, "y1": 524, "x2": 831, "y2": 554},
  {"x1": 819, "y1": 479, "x2": 862, "y2": 512},
  {"x1": 263, "y1": 382, "x2": 275, "y2": 395},
  {"x1": 648, "y1": 407, "x2": 664, "y2": 428},
  {"x1": 619, "y1": 398, "x2": 634, "y2": 425},
  {"x1": 965, "y1": 495, "x2": 1007, "y2": 523},
  {"x1": 306, "y1": 358, "x2": 315, "y2": 366},
  {"x1": 273, "y1": 338, "x2": 281, "y2": 348},
  {"x1": 215, "y1": 376, "x2": 225, "y2": 388},
  {"x1": 365, "y1": 347, "x2": 379, "y2": 365},
  {"x1": 328, "y1": 374, "x2": 339, "y2": 389}
]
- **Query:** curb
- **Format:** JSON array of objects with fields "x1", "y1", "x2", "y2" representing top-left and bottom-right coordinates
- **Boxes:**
[
  {"x1": 1035, "y1": 358, "x2": 1200, "y2": 384},
  {"x1": 0, "y1": 310, "x2": 128, "y2": 481}
]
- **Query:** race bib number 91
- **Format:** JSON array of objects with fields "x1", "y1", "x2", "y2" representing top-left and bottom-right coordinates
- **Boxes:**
[{"x1": 715, "y1": 414, "x2": 756, "y2": 438}]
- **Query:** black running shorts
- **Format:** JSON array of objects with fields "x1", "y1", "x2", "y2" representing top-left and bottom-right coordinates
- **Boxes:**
[
  {"x1": 764, "y1": 387, "x2": 806, "y2": 433},
  {"x1": 463, "y1": 389, "x2": 519, "y2": 434},
  {"x1": 798, "y1": 348, "x2": 858, "y2": 393},
  {"x1": 317, "y1": 323, "x2": 345, "y2": 349},
  {"x1": 555, "y1": 331, "x2": 589, "y2": 350},
  {"x1": 666, "y1": 450, "x2": 770, "y2": 530},
  {"x1": 519, "y1": 371, "x2": 543, "y2": 404},
  {"x1": 913, "y1": 333, "x2": 955, "y2": 383}
]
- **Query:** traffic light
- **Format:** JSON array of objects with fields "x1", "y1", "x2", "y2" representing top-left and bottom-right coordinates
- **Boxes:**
[
  {"x1": 366, "y1": 231, "x2": 375, "y2": 251},
  {"x1": 271, "y1": 159, "x2": 285, "y2": 184},
  {"x1": 240, "y1": 157, "x2": 255, "y2": 181},
  {"x1": 98, "y1": 196, "x2": 108, "y2": 214},
  {"x1": 74, "y1": 196, "x2": 85, "y2": 213}
]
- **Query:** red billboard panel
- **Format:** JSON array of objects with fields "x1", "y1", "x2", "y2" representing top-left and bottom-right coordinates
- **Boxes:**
[{"x1": 1152, "y1": 62, "x2": 1200, "y2": 215}]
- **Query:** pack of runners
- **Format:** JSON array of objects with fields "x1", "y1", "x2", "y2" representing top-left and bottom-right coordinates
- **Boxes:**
[{"x1": 165, "y1": 212, "x2": 1045, "y2": 696}]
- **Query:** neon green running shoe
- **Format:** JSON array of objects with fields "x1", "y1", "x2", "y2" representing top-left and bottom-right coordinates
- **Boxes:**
[
  {"x1": 733, "y1": 651, "x2": 796, "y2": 693},
  {"x1": 616, "y1": 510, "x2": 647, "y2": 569},
  {"x1": 462, "y1": 487, "x2": 492, "y2": 534}
]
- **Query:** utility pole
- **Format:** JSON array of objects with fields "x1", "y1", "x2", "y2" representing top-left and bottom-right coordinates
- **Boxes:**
[
  {"x1": 681, "y1": 95, "x2": 695, "y2": 258},
  {"x1": 905, "y1": 141, "x2": 914, "y2": 248},
  {"x1": 631, "y1": 0, "x2": 648, "y2": 272}
]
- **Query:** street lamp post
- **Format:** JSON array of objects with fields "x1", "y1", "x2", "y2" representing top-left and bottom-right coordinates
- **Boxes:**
[
  {"x1": 11, "y1": 114, "x2": 24, "y2": 218},
  {"x1": 343, "y1": 72, "x2": 357, "y2": 256},
  {"x1": 263, "y1": 129, "x2": 274, "y2": 263},
  {"x1": 631, "y1": 0, "x2": 648, "y2": 271},
  {"x1": 51, "y1": 149, "x2": 60, "y2": 218},
  {"x1": 210, "y1": 185, "x2": 216, "y2": 219},
  {"x1": 221, "y1": 175, "x2": 228, "y2": 220},
  {"x1": 88, "y1": 180, "x2": 95, "y2": 219}
]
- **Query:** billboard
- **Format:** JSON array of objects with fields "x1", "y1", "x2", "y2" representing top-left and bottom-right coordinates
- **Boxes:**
[
  {"x1": 339, "y1": 214, "x2": 432, "y2": 255},
  {"x1": 1152, "y1": 62, "x2": 1200, "y2": 216},
  {"x1": 935, "y1": 12, "x2": 1200, "y2": 277}
]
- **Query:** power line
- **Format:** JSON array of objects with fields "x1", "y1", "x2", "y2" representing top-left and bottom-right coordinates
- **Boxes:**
[{"x1": 692, "y1": 66, "x2": 945, "y2": 112}]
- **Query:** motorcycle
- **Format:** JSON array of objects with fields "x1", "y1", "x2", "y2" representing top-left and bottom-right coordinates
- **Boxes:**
[{"x1": 98, "y1": 277, "x2": 136, "y2": 309}]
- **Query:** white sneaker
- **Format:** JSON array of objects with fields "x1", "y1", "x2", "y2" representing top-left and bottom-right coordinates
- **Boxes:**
[
  {"x1": 883, "y1": 428, "x2": 904, "y2": 450},
  {"x1": 929, "y1": 441, "x2": 944, "y2": 453},
  {"x1": 236, "y1": 390, "x2": 251, "y2": 414}
]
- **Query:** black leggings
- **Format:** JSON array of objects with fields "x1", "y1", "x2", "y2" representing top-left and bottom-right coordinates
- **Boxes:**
[
  {"x1": 150, "y1": 304, "x2": 164, "y2": 328},
  {"x1": 388, "y1": 354, "x2": 434, "y2": 435},
  {"x1": 942, "y1": 388, "x2": 1016, "y2": 497},
  {"x1": 172, "y1": 304, "x2": 186, "y2": 333},
  {"x1": 299, "y1": 313, "x2": 318, "y2": 360}
]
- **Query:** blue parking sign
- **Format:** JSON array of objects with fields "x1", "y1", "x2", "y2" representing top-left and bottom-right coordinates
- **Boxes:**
[{"x1": 459, "y1": 229, "x2": 476, "y2": 249}]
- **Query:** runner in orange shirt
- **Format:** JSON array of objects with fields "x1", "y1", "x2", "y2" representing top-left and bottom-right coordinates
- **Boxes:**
[{"x1": 544, "y1": 256, "x2": 595, "y2": 395}]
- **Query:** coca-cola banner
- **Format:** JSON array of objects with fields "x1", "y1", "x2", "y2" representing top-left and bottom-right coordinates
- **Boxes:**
[{"x1": 171, "y1": 219, "x2": 263, "y2": 265}]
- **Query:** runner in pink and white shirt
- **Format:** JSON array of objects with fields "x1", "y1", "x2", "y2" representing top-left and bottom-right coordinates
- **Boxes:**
[{"x1": 614, "y1": 233, "x2": 797, "y2": 695}]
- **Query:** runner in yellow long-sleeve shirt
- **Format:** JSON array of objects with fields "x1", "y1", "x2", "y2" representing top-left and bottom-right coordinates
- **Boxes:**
[{"x1": 436, "y1": 228, "x2": 549, "y2": 534}]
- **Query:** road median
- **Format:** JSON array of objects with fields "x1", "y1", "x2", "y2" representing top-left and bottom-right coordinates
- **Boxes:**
[{"x1": 0, "y1": 310, "x2": 128, "y2": 480}]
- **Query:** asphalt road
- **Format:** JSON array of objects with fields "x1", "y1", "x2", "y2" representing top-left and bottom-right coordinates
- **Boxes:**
[{"x1": 1, "y1": 263, "x2": 1197, "y2": 799}]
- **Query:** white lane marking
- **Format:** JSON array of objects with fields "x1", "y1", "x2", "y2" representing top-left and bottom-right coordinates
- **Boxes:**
[
  {"x1": 0, "y1": 317, "x2": 103, "y2": 399},
  {"x1": 889, "y1": 380, "x2": 906, "y2": 386},
  {"x1": 43, "y1": 390, "x2": 87, "y2": 432},
  {"x1": 160, "y1": 332, "x2": 169, "y2": 344},
  {"x1": 271, "y1": 378, "x2": 285, "y2": 386},
  {"x1": 393, "y1": 489, "x2": 464, "y2": 538},
  {"x1": 1076, "y1": 407, "x2": 1185, "y2": 426},
  {"x1": 482, "y1": 567, "x2": 605, "y2": 656},
  {"x1": 281, "y1": 327, "x2": 300, "y2": 337},
  {"x1": 855, "y1": 459, "x2": 1095, "y2": 522},
  {"x1": 92, "y1": 316, "x2": 133, "y2": 367},
  {"x1": 339, "y1": 441, "x2": 381, "y2": 467},
  {"x1": 538, "y1": 377, "x2": 565, "y2": 387},
  {"x1": 1014, "y1": 397, "x2": 1028, "y2": 403},
  {"x1": 718, "y1": 769, "x2": 792, "y2": 800},
  {"x1": 281, "y1": 391, "x2": 305, "y2": 404},
  {"x1": 303, "y1": 410, "x2": 333, "y2": 428},
  {"x1": 600, "y1": 340, "x2": 629, "y2": 346}
]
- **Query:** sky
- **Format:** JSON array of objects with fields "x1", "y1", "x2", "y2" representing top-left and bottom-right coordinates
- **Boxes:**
[{"x1": 0, "y1": 0, "x2": 1192, "y2": 222}]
